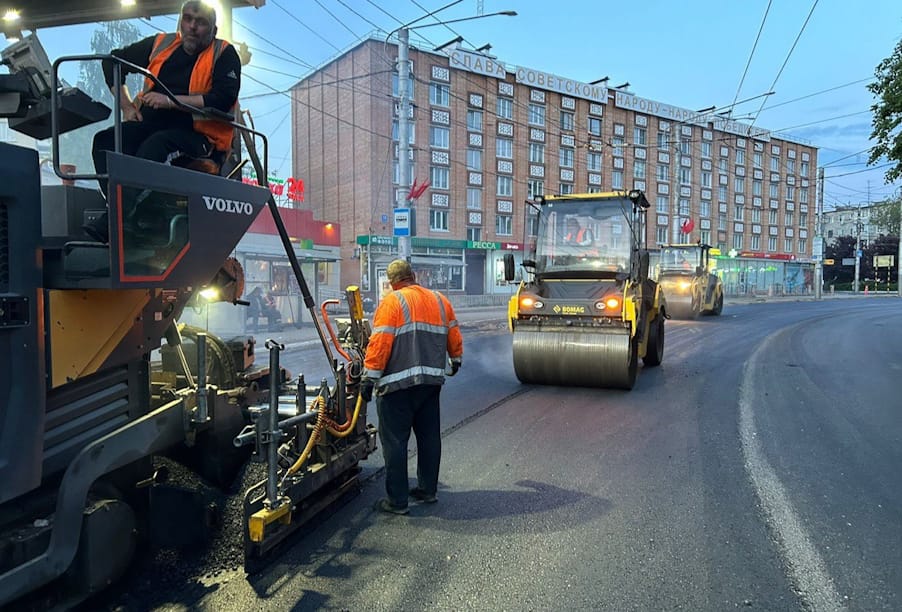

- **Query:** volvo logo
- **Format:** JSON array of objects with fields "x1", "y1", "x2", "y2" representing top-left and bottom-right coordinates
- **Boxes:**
[{"x1": 202, "y1": 195, "x2": 254, "y2": 215}]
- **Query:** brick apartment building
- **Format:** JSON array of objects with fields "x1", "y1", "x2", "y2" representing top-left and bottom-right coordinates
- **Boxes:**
[{"x1": 291, "y1": 38, "x2": 819, "y2": 298}]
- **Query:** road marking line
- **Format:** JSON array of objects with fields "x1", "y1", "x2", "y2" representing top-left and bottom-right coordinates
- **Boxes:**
[{"x1": 739, "y1": 330, "x2": 846, "y2": 612}]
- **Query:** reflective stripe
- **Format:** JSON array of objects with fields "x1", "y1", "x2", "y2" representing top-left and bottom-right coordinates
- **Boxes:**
[
  {"x1": 371, "y1": 324, "x2": 396, "y2": 335},
  {"x1": 379, "y1": 365, "x2": 446, "y2": 386},
  {"x1": 363, "y1": 368, "x2": 383, "y2": 379}
]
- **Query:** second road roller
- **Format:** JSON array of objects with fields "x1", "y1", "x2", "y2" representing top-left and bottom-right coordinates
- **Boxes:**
[{"x1": 503, "y1": 190, "x2": 666, "y2": 390}]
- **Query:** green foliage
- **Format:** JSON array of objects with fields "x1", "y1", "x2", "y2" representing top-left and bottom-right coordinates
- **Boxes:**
[
  {"x1": 58, "y1": 21, "x2": 143, "y2": 174},
  {"x1": 868, "y1": 38, "x2": 902, "y2": 184},
  {"x1": 867, "y1": 196, "x2": 901, "y2": 235}
]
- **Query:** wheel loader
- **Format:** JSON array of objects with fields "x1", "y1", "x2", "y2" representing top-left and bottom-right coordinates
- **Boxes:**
[
  {"x1": 0, "y1": 24, "x2": 375, "y2": 610},
  {"x1": 656, "y1": 243, "x2": 724, "y2": 319},
  {"x1": 503, "y1": 190, "x2": 666, "y2": 390}
]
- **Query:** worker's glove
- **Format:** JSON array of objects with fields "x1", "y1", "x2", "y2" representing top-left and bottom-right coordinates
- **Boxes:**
[
  {"x1": 359, "y1": 378, "x2": 375, "y2": 402},
  {"x1": 449, "y1": 360, "x2": 461, "y2": 376}
]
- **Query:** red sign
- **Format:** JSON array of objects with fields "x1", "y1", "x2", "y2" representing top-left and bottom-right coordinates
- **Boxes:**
[{"x1": 243, "y1": 177, "x2": 305, "y2": 202}]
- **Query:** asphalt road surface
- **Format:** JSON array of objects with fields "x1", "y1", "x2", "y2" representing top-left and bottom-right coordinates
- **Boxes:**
[{"x1": 88, "y1": 297, "x2": 901, "y2": 611}]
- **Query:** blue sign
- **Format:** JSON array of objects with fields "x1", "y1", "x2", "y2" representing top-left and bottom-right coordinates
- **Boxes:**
[
  {"x1": 381, "y1": 214, "x2": 388, "y2": 223},
  {"x1": 393, "y1": 208, "x2": 411, "y2": 237}
]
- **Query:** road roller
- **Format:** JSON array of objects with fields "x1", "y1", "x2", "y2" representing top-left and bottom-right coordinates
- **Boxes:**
[
  {"x1": 0, "y1": 34, "x2": 375, "y2": 610},
  {"x1": 656, "y1": 243, "x2": 724, "y2": 319},
  {"x1": 503, "y1": 190, "x2": 666, "y2": 390}
]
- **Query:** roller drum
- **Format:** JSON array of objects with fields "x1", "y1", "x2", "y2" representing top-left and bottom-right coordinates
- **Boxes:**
[{"x1": 512, "y1": 326, "x2": 636, "y2": 389}]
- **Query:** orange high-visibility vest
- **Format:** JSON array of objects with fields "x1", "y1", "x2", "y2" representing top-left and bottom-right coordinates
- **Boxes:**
[
  {"x1": 565, "y1": 228, "x2": 588, "y2": 243},
  {"x1": 142, "y1": 33, "x2": 235, "y2": 152}
]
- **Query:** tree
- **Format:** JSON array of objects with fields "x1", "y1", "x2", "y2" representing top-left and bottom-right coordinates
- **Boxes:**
[
  {"x1": 58, "y1": 21, "x2": 142, "y2": 174},
  {"x1": 867, "y1": 195, "x2": 901, "y2": 236},
  {"x1": 869, "y1": 38, "x2": 902, "y2": 184}
]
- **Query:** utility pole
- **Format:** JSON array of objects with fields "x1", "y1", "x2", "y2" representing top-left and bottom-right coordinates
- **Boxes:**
[
  {"x1": 815, "y1": 166, "x2": 824, "y2": 299},
  {"x1": 397, "y1": 28, "x2": 412, "y2": 261},
  {"x1": 854, "y1": 203, "x2": 862, "y2": 292}
]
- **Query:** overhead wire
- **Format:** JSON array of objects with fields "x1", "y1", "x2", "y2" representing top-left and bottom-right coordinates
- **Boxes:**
[{"x1": 729, "y1": 0, "x2": 772, "y2": 118}]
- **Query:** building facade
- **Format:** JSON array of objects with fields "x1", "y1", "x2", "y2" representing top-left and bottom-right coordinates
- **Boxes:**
[{"x1": 292, "y1": 38, "x2": 819, "y2": 298}]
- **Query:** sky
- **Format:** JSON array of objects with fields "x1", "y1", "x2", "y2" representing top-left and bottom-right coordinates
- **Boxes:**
[{"x1": 12, "y1": 0, "x2": 902, "y2": 211}]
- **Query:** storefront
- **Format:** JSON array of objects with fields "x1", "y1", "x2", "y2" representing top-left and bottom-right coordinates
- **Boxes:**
[
  {"x1": 713, "y1": 252, "x2": 814, "y2": 296},
  {"x1": 356, "y1": 235, "x2": 525, "y2": 298}
]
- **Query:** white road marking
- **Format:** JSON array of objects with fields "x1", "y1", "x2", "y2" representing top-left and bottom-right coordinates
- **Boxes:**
[{"x1": 739, "y1": 330, "x2": 846, "y2": 612}]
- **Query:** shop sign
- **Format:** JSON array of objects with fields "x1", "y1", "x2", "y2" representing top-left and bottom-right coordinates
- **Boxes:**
[{"x1": 468, "y1": 240, "x2": 500, "y2": 250}]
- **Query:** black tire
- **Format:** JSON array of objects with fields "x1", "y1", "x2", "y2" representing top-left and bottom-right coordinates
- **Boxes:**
[
  {"x1": 644, "y1": 313, "x2": 664, "y2": 367},
  {"x1": 711, "y1": 291, "x2": 724, "y2": 316}
]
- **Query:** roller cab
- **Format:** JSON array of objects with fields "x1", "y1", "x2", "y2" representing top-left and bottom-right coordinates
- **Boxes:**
[
  {"x1": 656, "y1": 243, "x2": 723, "y2": 319},
  {"x1": 504, "y1": 191, "x2": 665, "y2": 390}
]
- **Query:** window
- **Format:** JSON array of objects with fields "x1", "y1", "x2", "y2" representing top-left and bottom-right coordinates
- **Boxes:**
[
  {"x1": 770, "y1": 156, "x2": 780, "y2": 172},
  {"x1": 680, "y1": 140, "x2": 691, "y2": 155},
  {"x1": 391, "y1": 72, "x2": 413, "y2": 98},
  {"x1": 800, "y1": 211, "x2": 808, "y2": 226},
  {"x1": 527, "y1": 210, "x2": 539, "y2": 236},
  {"x1": 800, "y1": 161, "x2": 809, "y2": 176},
  {"x1": 679, "y1": 167, "x2": 691, "y2": 185},
  {"x1": 733, "y1": 234, "x2": 743, "y2": 249},
  {"x1": 798, "y1": 237, "x2": 807, "y2": 253},
  {"x1": 634, "y1": 160, "x2": 646, "y2": 179},
  {"x1": 430, "y1": 166, "x2": 449, "y2": 189},
  {"x1": 587, "y1": 151, "x2": 602, "y2": 171},
  {"x1": 497, "y1": 176, "x2": 513, "y2": 196},
  {"x1": 560, "y1": 111, "x2": 574, "y2": 131},
  {"x1": 612, "y1": 136, "x2": 624, "y2": 157},
  {"x1": 753, "y1": 180, "x2": 762, "y2": 196},
  {"x1": 656, "y1": 195, "x2": 669, "y2": 213},
  {"x1": 718, "y1": 158, "x2": 728, "y2": 172},
  {"x1": 560, "y1": 183, "x2": 573, "y2": 195},
  {"x1": 700, "y1": 201, "x2": 711, "y2": 217},
  {"x1": 529, "y1": 142, "x2": 545, "y2": 164},
  {"x1": 734, "y1": 205, "x2": 744, "y2": 221},
  {"x1": 528, "y1": 104, "x2": 545, "y2": 126},
  {"x1": 497, "y1": 97, "x2": 513, "y2": 119},
  {"x1": 701, "y1": 171, "x2": 712, "y2": 188},
  {"x1": 560, "y1": 147, "x2": 574, "y2": 168},
  {"x1": 430, "y1": 126, "x2": 449, "y2": 149},
  {"x1": 467, "y1": 188, "x2": 481, "y2": 210},
  {"x1": 657, "y1": 131, "x2": 669, "y2": 150},
  {"x1": 634, "y1": 126, "x2": 647, "y2": 146},
  {"x1": 718, "y1": 186, "x2": 727, "y2": 202},
  {"x1": 430, "y1": 209, "x2": 449, "y2": 231},
  {"x1": 736, "y1": 150, "x2": 745, "y2": 165},
  {"x1": 656, "y1": 226, "x2": 668, "y2": 244},
  {"x1": 754, "y1": 152, "x2": 762, "y2": 168},
  {"x1": 467, "y1": 109, "x2": 483, "y2": 132},
  {"x1": 751, "y1": 208, "x2": 761, "y2": 223},
  {"x1": 734, "y1": 176, "x2": 745, "y2": 193},
  {"x1": 787, "y1": 185, "x2": 795, "y2": 201},
  {"x1": 768, "y1": 236, "x2": 777, "y2": 251},
  {"x1": 769, "y1": 209, "x2": 778, "y2": 224},
  {"x1": 800, "y1": 187, "x2": 809, "y2": 203},
  {"x1": 769, "y1": 183, "x2": 779, "y2": 198},
  {"x1": 612, "y1": 170, "x2": 624, "y2": 189},
  {"x1": 784, "y1": 238, "x2": 793, "y2": 252},
  {"x1": 787, "y1": 159, "x2": 796, "y2": 174},
  {"x1": 718, "y1": 214, "x2": 727, "y2": 231},
  {"x1": 656, "y1": 165, "x2": 669, "y2": 181},
  {"x1": 467, "y1": 226, "x2": 482, "y2": 241},
  {"x1": 701, "y1": 142, "x2": 711, "y2": 158},
  {"x1": 496, "y1": 138, "x2": 513, "y2": 159},
  {"x1": 751, "y1": 234, "x2": 760, "y2": 250},
  {"x1": 527, "y1": 179, "x2": 544, "y2": 199},
  {"x1": 679, "y1": 198, "x2": 690, "y2": 216},
  {"x1": 496, "y1": 214, "x2": 512, "y2": 235},
  {"x1": 785, "y1": 211, "x2": 794, "y2": 226},
  {"x1": 391, "y1": 120, "x2": 415, "y2": 143},
  {"x1": 700, "y1": 230, "x2": 711, "y2": 245},
  {"x1": 429, "y1": 82, "x2": 450, "y2": 106},
  {"x1": 588, "y1": 117, "x2": 602, "y2": 136},
  {"x1": 466, "y1": 148, "x2": 482, "y2": 170}
]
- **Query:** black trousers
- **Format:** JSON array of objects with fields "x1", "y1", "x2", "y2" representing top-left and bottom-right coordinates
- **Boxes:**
[
  {"x1": 376, "y1": 385, "x2": 442, "y2": 508},
  {"x1": 92, "y1": 122, "x2": 211, "y2": 197}
]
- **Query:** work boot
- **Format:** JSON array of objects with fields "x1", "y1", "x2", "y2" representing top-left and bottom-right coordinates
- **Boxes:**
[
  {"x1": 375, "y1": 498, "x2": 409, "y2": 515},
  {"x1": 409, "y1": 487, "x2": 437, "y2": 504}
]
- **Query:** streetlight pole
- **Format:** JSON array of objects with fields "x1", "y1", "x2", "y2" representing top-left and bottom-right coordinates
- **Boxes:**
[
  {"x1": 397, "y1": 27, "x2": 412, "y2": 261},
  {"x1": 815, "y1": 166, "x2": 824, "y2": 299},
  {"x1": 389, "y1": 8, "x2": 516, "y2": 262}
]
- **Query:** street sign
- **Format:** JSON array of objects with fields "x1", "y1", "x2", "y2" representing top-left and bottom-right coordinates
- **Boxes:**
[
  {"x1": 842, "y1": 258, "x2": 856, "y2": 266},
  {"x1": 824, "y1": 258, "x2": 834, "y2": 265},
  {"x1": 874, "y1": 255, "x2": 895, "y2": 268},
  {"x1": 393, "y1": 208, "x2": 410, "y2": 237}
]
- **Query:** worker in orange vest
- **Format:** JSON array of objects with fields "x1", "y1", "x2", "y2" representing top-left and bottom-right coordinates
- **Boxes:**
[
  {"x1": 564, "y1": 218, "x2": 594, "y2": 246},
  {"x1": 84, "y1": 0, "x2": 241, "y2": 242},
  {"x1": 361, "y1": 259, "x2": 464, "y2": 515}
]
